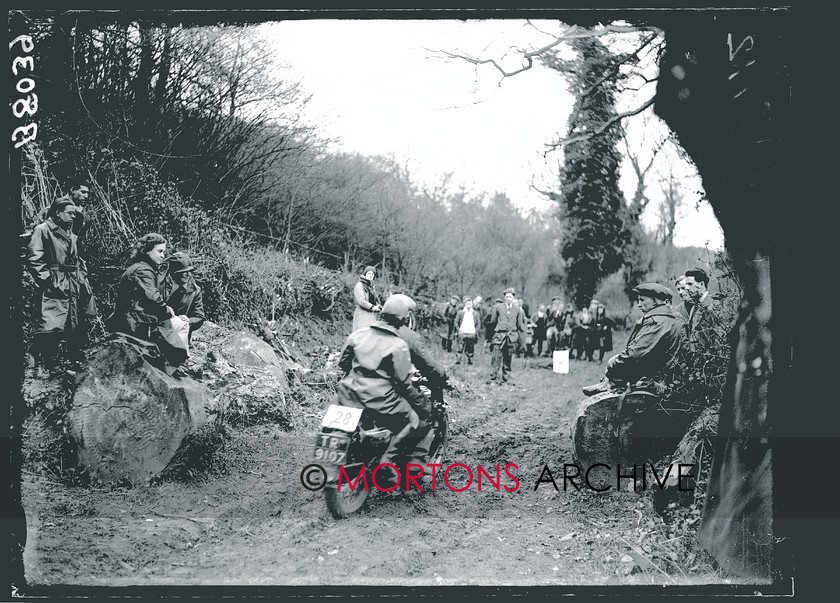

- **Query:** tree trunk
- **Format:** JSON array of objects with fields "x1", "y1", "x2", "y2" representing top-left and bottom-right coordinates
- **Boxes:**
[{"x1": 652, "y1": 11, "x2": 788, "y2": 579}]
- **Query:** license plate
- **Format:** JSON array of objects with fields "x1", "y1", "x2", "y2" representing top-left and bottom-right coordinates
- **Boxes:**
[
  {"x1": 314, "y1": 432, "x2": 350, "y2": 465},
  {"x1": 321, "y1": 404, "x2": 363, "y2": 432}
]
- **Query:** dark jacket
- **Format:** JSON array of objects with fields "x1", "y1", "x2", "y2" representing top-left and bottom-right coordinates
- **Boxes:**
[
  {"x1": 606, "y1": 304, "x2": 684, "y2": 384},
  {"x1": 337, "y1": 321, "x2": 424, "y2": 417},
  {"x1": 26, "y1": 219, "x2": 95, "y2": 333},
  {"x1": 687, "y1": 293, "x2": 722, "y2": 351},
  {"x1": 596, "y1": 315, "x2": 615, "y2": 351},
  {"x1": 397, "y1": 325, "x2": 448, "y2": 389},
  {"x1": 109, "y1": 257, "x2": 171, "y2": 336},
  {"x1": 490, "y1": 301, "x2": 527, "y2": 344},
  {"x1": 161, "y1": 275, "x2": 206, "y2": 338},
  {"x1": 443, "y1": 301, "x2": 461, "y2": 325},
  {"x1": 532, "y1": 311, "x2": 548, "y2": 338}
]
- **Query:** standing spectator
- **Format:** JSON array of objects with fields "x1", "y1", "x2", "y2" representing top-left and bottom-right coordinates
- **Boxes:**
[
  {"x1": 531, "y1": 304, "x2": 548, "y2": 357},
  {"x1": 454, "y1": 297, "x2": 481, "y2": 365},
  {"x1": 672, "y1": 274, "x2": 693, "y2": 333},
  {"x1": 26, "y1": 198, "x2": 97, "y2": 376},
  {"x1": 524, "y1": 319, "x2": 536, "y2": 358},
  {"x1": 545, "y1": 298, "x2": 564, "y2": 355},
  {"x1": 482, "y1": 298, "x2": 500, "y2": 354},
  {"x1": 32, "y1": 178, "x2": 91, "y2": 239},
  {"x1": 471, "y1": 295, "x2": 484, "y2": 353},
  {"x1": 594, "y1": 305, "x2": 615, "y2": 363},
  {"x1": 352, "y1": 266, "x2": 381, "y2": 333},
  {"x1": 517, "y1": 297, "x2": 530, "y2": 320},
  {"x1": 160, "y1": 251, "x2": 206, "y2": 344},
  {"x1": 683, "y1": 267, "x2": 722, "y2": 351},
  {"x1": 514, "y1": 298, "x2": 530, "y2": 357},
  {"x1": 443, "y1": 295, "x2": 461, "y2": 353},
  {"x1": 573, "y1": 305, "x2": 594, "y2": 360},
  {"x1": 583, "y1": 303, "x2": 600, "y2": 361},
  {"x1": 486, "y1": 287, "x2": 527, "y2": 385}
]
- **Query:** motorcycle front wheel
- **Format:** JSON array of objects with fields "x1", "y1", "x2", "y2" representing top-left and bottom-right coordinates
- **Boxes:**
[
  {"x1": 427, "y1": 411, "x2": 450, "y2": 465},
  {"x1": 325, "y1": 470, "x2": 370, "y2": 519}
]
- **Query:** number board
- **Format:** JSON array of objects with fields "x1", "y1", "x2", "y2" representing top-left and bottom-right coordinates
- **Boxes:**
[{"x1": 320, "y1": 404, "x2": 363, "y2": 432}]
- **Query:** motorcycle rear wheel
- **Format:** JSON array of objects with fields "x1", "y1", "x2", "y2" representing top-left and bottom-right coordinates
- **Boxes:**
[{"x1": 325, "y1": 471, "x2": 370, "y2": 519}]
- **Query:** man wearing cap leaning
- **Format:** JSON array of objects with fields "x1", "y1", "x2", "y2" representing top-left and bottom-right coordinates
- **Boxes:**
[
  {"x1": 601, "y1": 283, "x2": 684, "y2": 388},
  {"x1": 160, "y1": 251, "x2": 206, "y2": 344},
  {"x1": 487, "y1": 287, "x2": 527, "y2": 385}
]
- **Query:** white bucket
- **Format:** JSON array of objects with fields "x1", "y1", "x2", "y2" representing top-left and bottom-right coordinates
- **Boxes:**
[{"x1": 553, "y1": 350, "x2": 570, "y2": 374}]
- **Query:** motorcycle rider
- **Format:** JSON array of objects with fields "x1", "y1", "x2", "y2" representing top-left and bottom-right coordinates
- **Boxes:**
[{"x1": 336, "y1": 294, "x2": 435, "y2": 484}]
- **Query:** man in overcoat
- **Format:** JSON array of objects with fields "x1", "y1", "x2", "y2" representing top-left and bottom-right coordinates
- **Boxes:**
[
  {"x1": 486, "y1": 287, "x2": 527, "y2": 385},
  {"x1": 26, "y1": 198, "x2": 97, "y2": 375}
]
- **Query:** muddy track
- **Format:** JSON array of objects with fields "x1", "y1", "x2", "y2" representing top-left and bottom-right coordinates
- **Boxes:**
[{"x1": 22, "y1": 336, "x2": 729, "y2": 587}]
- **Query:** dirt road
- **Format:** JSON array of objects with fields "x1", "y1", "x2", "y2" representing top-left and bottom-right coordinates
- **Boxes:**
[{"x1": 22, "y1": 338, "x2": 733, "y2": 587}]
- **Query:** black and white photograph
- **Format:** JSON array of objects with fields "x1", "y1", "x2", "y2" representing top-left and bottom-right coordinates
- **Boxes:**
[{"x1": 6, "y1": 4, "x2": 802, "y2": 598}]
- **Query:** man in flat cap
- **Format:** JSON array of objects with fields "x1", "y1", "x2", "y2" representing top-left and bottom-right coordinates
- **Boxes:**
[
  {"x1": 584, "y1": 282, "x2": 684, "y2": 394},
  {"x1": 486, "y1": 287, "x2": 527, "y2": 385}
]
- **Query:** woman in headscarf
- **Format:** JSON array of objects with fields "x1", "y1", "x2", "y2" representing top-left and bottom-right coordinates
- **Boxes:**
[{"x1": 352, "y1": 265, "x2": 381, "y2": 332}]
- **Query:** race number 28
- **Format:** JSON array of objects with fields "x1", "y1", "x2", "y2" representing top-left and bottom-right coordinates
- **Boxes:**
[{"x1": 10, "y1": 34, "x2": 38, "y2": 148}]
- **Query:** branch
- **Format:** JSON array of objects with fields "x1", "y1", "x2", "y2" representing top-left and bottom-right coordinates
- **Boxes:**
[
  {"x1": 580, "y1": 32, "x2": 660, "y2": 102},
  {"x1": 547, "y1": 96, "x2": 656, "y2": 150}
]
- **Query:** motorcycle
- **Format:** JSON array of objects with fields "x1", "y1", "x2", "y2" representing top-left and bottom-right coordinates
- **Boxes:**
[{"x1": 313, "y1": 376, "x2": 450, "y2": 519}]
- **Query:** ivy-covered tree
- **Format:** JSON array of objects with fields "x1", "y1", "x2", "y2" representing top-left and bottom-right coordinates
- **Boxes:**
[{"x1": 545, "y1": 36, "x2": 632, "y2": 308}]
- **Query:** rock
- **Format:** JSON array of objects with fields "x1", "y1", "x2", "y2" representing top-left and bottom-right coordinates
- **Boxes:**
[
  {"x1": 67, "y1": 339, "x2": 216, "y2": 486},
  {"x1": 571, "y1": 389, "x2": 676, "y2": 484},
  {"x1": 189, "y1": 322, "x2": 294, "y2": 427},
  {"x1": 218, "y1": 331, "x2": 288, "y2": 387}
]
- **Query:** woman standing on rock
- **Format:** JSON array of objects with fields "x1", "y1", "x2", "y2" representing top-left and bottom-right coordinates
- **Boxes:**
[{"x1": 352, "y1": 266, "x2": 381, "y2": 332}]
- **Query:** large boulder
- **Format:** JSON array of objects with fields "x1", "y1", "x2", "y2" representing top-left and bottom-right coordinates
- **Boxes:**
[
  {"x1": 571, "y1": 390, "x2": 690, "y2": 486},
  {"x1": 67, "y1": 338, "x2": 216, "y2": 486},
  {"x1": 218, "y1": 331, "x2": 289, "y2": 385},
  {"x1": 189, "y1": 322, "x2": 295, "y2": 427}
]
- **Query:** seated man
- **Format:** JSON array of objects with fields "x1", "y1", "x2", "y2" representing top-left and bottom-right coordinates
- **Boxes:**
[
  {"x1": 584, "y1": 283, "x2": 684, "y2": 395},
  {"x1": 336, "y1": 294, "x2": 434, "y2": 480},
  {"x1": 161, "y1": 251, "x2": 205, "y2": 344}
]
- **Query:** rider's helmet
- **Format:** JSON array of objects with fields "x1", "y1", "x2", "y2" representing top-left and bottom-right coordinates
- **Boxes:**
[{"x1": 381, "y1": 294, "x2": 417, "y2": 328}]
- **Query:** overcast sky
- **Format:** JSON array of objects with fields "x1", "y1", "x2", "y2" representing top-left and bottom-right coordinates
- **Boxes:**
[{"x1": 262, "y1": 19, "x2": 724, "y2": 250}]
